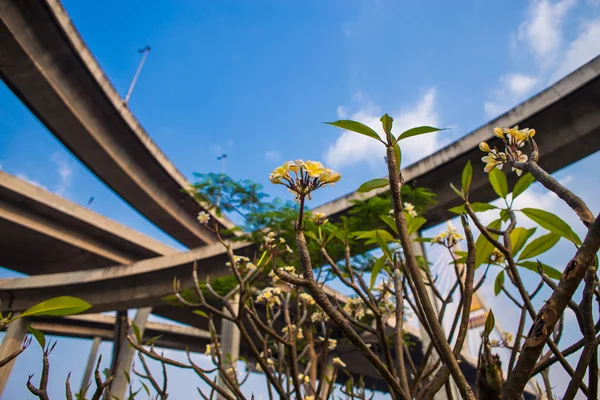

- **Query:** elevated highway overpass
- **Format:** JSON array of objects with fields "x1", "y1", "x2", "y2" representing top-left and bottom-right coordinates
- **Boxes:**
[
  {"x1": 1, "y1": 54, "x2": 600, "y2": 315},
  {"x1": 0, "y1": 0, "x2": 234, "y2": 248}
]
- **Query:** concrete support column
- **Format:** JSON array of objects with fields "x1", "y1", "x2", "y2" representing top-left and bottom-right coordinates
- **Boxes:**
[
  {"x1": 217, "y1": 293, "x2": 240, "y2": 398},
  {"x1": 111, "y1": 307, "x2": 152, "y2": 399},
  {"x1": 0, "y1": 315, "x2": 27, "y2": 396},
  {"x1": 111, "y1": 310, "x2": 128, "y2": 375},
  {"x1": 319, "y1": 360, "x2": 335, "y2": 399},
  {"x1": 80, "y1": 336, "x2": 102, "y2": 395}
]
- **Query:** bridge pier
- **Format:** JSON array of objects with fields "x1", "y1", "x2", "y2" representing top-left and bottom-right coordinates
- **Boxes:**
[
  {"x1": 111, "y1": 307, "x2": 152, "y2": 399},
  {"x1": 80, "y1": 336, "x2": 102, "y2": 395},
  {"x1": 217, "y1": 293, "x2": 241, "y2": 398},
  {"x1": 0, "y1": 315, "x2": 27, "y2": 396}
]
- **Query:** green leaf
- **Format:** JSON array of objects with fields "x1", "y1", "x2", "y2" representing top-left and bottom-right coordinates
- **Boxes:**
[
  {"x1": 475, "y1": 219, "x2": 501, "y2": 268},
  {"x1": 510, "y1": 227, "x2": 537, "y2": 256},
  {"x1": 124, "y1": 370, "x2": 131, "y2": 384},
  {"x1": 449, "y1": 205, "x2": 466, "y2": 214},
  {"x1": 27, "y1": 325, "x2": 46, "y2": 349},
  {"x1": 494, "y1": 271, "x2": 505, "y2": 296},
  {"x1": 462, "y1": 161, "x2": 473, "y2": 194},
  {"x1": 518, "y1": 233, "x2": 561, "y2": 261},
  {"x1": 379, "y1": 215, "x2": 398, "y2": 234},
  {"x1": 484, "y1": 310, "x2": 495, "y2": 336},
  {"x1": 489, "y1": 168, "x2": 508, "y2": 199},
  {"x1": 325, "y1": 120, "x2": 383, "y2": 143},
  {"x1": 141, "y1": 382, "x2": 151, "y2": 397},
  {"x1": 376, "y1": 231, "x2": 393, "y2": 263},
  {"x1": 518, "y1": 261, "x2": 562, "y2": 280},
  {"x1": 512, "y1": 173, "x2": 535, "y2": 200},
  {"x1": 500, "y1": 209, "x2": 511, "y2": 222},
  {"x1": 355, "y1": 229, "x2": 396, "y2": 243},
  {"x1": 407, "y1": 216, "x2": 427, "y2": 236},
  {"x1": 145, "y1": 335, "x2": 163, "y2": 346},
  {"x1": 193, "y1": 310, "x2": 209, "y2": 318},
  {"x1": 520, "y1": 208, "x2": 581, "y2": 245},
  {"x1": 380, "y1": 114, "x2": 393, "y2": 136},
  {"x1": 471, "y1": 202, "x2": 498, "y2": 212},
  {"x1": 357, "y1": 178, "x2": 389, "y2": 193},
  {"x1": 370, "y1": 256, "x2": 386, "y2": 290},
  {"x1": 131, "y1": 321, "x2": 141, "y2": 344},
  {"x1": 304, "y1": 231, "x2": 319, "y2": 242},
  {"x1": 393, "y1": 142, "x2": 402, "y2": 171},
  {"x1": 395, "y1": 126, "x2": 443, "y2": 142},
  {"x1": 450, "y1": 182, "x2": 464, "y2": 199},
  {"x1": 10, "y1": 296, "x2": 92, "y2": 322}
]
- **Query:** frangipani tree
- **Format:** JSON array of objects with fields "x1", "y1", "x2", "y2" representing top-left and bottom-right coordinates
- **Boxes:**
[{"x1": 124, "y1": 115, "x2": 598, "y2": 400}]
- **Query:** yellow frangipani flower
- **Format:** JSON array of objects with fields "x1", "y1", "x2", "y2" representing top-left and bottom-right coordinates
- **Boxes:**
[
  {"x1": 319, "y1": 169, "x2": 341, "y2": 185},
  {"x1": 269, "y1": 159, "x2": 341, "y2": 198},
  {"x1": 493, "y1": 127, "x2": 504, "y2": 139},
  {"x1": 479, "y1": 142, "x2": 491, "y2": 152},
  {"x1": 269, "y1": 164, "x2": 291, "y2": 184},
  {"x1": 333, "y1": 357, "x2": 346, "y2": 367},
  {"x1": 403, "y1": 202, "x2": 417, "y2": 217},
  {"x1": 302, "y1": 160, "x2": 326, "y2": 177},
  {"x1": 197, "y1": 211, "x2": 210, "y2": 224}
]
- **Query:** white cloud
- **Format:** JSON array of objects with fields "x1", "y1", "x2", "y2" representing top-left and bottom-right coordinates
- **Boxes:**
[
  {"x1": 484, "y1": 73, "x2": 539, "y2": 118},
  {"x1": 484, "y1": 1, "x2": 600, "y2": 117},
  {"x1": 264, "y1": 151, "x2": 281, "y2": 162},
  {"x1": 518, "y1": 0, "x2": 575, "y2": 63},
  {"x1": 483, "y1": 101, "x2": 507, "y2": 119},
  {"x1": 50, "y1": 153, "x2": 73, "y2": 196},
  {"x1": 506, "y1": 74, "x2": 538, "y2": 95},
  {"x1": 324, "y1": 88, "x2": 442, "y2": 170},
  {"x1": 551, "y1": 16, "x2": 600, "y2": 81}
]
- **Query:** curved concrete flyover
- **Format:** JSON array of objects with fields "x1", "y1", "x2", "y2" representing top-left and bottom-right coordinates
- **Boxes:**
[
  {"x1": 0, "y1": 0, "x2": 234, "y2": 248},
  {"x1": 0, "y1": 240, "x2": 254, "y2": 313},
  {"x1": 22, "y1": 313, "x2": 212, "y2": 354},
  {"x1": 315, "y1": 55, "x2": 600, "y2": 229},
  {"x1": 0, "y1": 170, "x2": 177, "y2": 274}
]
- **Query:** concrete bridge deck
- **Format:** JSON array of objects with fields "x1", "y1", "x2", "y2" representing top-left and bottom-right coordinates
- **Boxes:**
[{"x1": 0, "y1": 0, "x2": 234, "y2": 248}]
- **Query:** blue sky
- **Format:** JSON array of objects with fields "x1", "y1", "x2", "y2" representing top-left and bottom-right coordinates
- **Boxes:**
[{"x1": 1, "y1": 0, "x2": 600, "y2": 398}]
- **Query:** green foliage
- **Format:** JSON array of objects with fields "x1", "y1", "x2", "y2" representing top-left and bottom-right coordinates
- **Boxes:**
[
  {"x1": 518, "y1": 233, "x2": 560, "y2": 261},
  {"x1": 449, "y1": 202, "x2": 497, "y2": 214},
  {"x1": 394, "y1": 126, "x2": 443, "y2": 143},
  {"x1": 520, "y1": 208, "x2": 581, "y2": 245},
  {"x1": 376, "y1": 231, "x2": 393, "y2": 262},
  {"x1": 484, "y1": 310, "x2": 495, "y2": 336},
  {"x1": 509, "y1": 227, "x2": 536, "y2": 256},
  {"x1": 475, "y1": 219, "x2": 501, "y2": 268},
  {"x1": 132, "y1": 321, "x2": 142, "y2": 343},
  {"x1": 380, "y1": 114, "x2": 393, "y2": 136},
  {"x1": 370, "y1": 256, "x2": 386, "y2": 290},
  {"x1": 494, "y1": 271, "x2": 505, "y2": 296},
  {"x1": 393, "y1": 142, "x2": 402, "y2": 170},
  {"x1": 9, "y1": 296, "x2": 91, "y2": 323},
  {"x1": 462, "y1": 161, "x2": 473, "y2": 194},
  {"x1": 27, "y1": 325, "x2": 46, "y2": 349},
  {"x1": 512, "y1": 173, "x2": 535, "y2": 201},
  {"x1": 357, "y1": 178, "x2": 389, "y2": 193},
  {"x1": 517, "y1": 261, "x2": 562, "y2": 280},
  {"x1": 325, "y1": 120, "x2": 383, "y2": 143},
  {"x1": 191, "y1": 172, "x2": 299, "y2": 234},
  {"x1": 489, "y1": 168, "x2": 508, "y2": 199}
]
